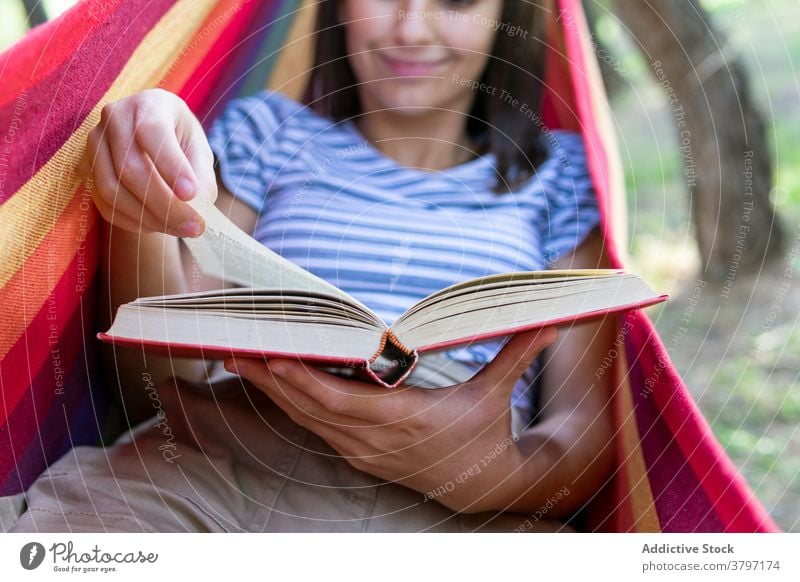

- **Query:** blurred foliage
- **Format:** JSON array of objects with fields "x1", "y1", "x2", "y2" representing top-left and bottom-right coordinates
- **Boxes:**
[{"x1": 0, "y1": 1, "x2": 77, "y2": 51}]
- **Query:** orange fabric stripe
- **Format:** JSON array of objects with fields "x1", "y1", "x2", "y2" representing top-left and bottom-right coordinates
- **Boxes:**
[
  {"x1": 0, "y1": 188, "x2": 94, "y2": 359},
  {"x1": 0, "y1": 223, "x2": 99, "y2": 424},
  {"x1": 0, "y1": 0, "x2": 219, "y2": 364}
]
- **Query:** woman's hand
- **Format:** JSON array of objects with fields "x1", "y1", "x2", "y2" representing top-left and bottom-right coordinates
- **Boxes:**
[
  {"x1": 79, "y1": 88, "x2": 217, "y2": 237},
  {"x1": 223, "y1": 326, "x2": 560, "y2": 513}
]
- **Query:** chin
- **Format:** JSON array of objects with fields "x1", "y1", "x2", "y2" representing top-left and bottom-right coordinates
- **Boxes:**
[{"x1": 369, "y1": 87, "x2": 444, "y2": 116}]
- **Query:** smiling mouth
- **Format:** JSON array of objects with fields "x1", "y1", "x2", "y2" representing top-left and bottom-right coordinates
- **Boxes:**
[{"x1": 379, "y1": 54, "x2": 448, "y2": 77}]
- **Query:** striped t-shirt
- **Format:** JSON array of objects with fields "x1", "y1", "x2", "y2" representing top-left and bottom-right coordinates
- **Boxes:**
[{"x1": 207, "y1": 90, "x2": 601, "y2": 426}]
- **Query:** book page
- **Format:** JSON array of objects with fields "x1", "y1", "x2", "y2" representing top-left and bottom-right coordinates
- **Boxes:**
[
  {"x1": 184, "y1": 195, "x2": 374, "y2": 314},
  {"x1": 106, "y1": 304, "x2": 383, "y2": 363},
  {"x1": 392, "y1": 273, "x2": 666, "y2": 351},
  {"x1": 397, "y1": 269, "x2": 627, "y2": 322}
]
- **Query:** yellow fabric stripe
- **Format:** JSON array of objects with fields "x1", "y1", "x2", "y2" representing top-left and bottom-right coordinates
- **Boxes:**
[
  {"x1": 0, "y1": 189, "x2": 94, "y2": 358},
  {"x1": 615, "y1": 343, "x2": 661, "y2": 532},
  {"x1": 264, "y1": 0, "x2": 318, "y2": 99},
  {"x1": 0, "y1": 0, "x2": 218, "y2": 290}
]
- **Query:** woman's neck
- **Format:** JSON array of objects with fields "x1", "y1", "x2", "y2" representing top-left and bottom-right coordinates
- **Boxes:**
[{"x1": 355, "y1": 99, "x2": 477, "y2": 171}]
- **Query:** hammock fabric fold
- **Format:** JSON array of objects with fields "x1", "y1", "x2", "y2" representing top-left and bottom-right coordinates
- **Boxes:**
[{"x1": 0, "y1": 0, "x2": 778, "y2": 532}]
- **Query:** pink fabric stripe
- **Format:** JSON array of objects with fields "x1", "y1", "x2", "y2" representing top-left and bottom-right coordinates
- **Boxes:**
[
  {"x1": 624, "y1": 316, "x2": 725, "y2": 532},
  {"x1": 179, "y1": 0, "x2": 265, "y2": 119},
  {"x1": 0, "y1": 0, "x2": 121, "y2": 108},
  {"x1": 0, "y1": 295, "x2": 97, "y2": 494},
  {"x1": 630, "y1": 312, "x2": 779, "y2": 532},
  {"x1": 555, "y1": 0, "x2": 620, "y2": 270},
  {"x1": 0, "y1": 261, "x2": 93, "y2": 489},
  {"x1": 0, "y1": 0, "x2": 177, "y2": 204}
]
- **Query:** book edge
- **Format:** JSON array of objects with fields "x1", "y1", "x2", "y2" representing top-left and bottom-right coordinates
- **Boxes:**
[
  {"x1": 407, "y1": 293, "x2": 669, "y2": 354},
  {"x1": 95, "y1": 332, "x2": 371, "y2": 368}
]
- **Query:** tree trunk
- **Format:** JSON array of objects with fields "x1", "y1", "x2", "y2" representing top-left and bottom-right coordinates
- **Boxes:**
[
  {"x1": 21, "y1": 0, "x2": 48, "y2": 29},
  {"x1": 611, "y1": 0, "x2": 783, "y2": 282}
]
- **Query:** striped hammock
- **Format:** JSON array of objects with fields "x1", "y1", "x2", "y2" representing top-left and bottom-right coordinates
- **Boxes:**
[{"x1": 0, "y1": 0, "x2": 778, "y2": 532}]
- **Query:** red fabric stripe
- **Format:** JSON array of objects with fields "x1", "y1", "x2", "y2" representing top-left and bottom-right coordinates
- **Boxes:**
[
  {"x1": 180, "y1": 0, "x2": 265, "y2": 119},
  {"x1": 0, "y1": 219, "x2": 98, "y2": 426},
  {"x1": 0, "y1": 186, "x2": 95, "y2": 359},
  {"x1": 556, "y1": 0, "x2": 776, "y2": 532},
  {"x1": 556, "y1": 0, "x2": 621, "y2": 271},
  {"x1": 630, "y1": 311, "x2": 779, "y2": 532},
  {"x1": 541, "y1": 26, "x2": 579, "y2": 132},
  {"x1": 0, "y1": 1, "x2": 122, "y2": 108},
  {"x1": 0, "y1": 272, "x2": 95, "y2": 492},
  {"x1": 0, "y1": 325, "x2": 101, "y2": 496},
  {"x1": 625, "y1": 316, "x2": 725, "y2": 532},
  {"x1": 0, "y1": 0, "x2": 177, "y2": 204}
]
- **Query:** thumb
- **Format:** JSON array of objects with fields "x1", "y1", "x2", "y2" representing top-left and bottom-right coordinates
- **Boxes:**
[{"x1": 476, "y1": 326, "x2": 559, "y2": 389}]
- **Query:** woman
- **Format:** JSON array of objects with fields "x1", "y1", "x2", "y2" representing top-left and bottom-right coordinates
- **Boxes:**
[{"x1": 12, "y1": 0, "x2": 616, "y2": 532}]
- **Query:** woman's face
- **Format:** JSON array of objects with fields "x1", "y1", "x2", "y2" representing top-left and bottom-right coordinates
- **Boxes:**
[{"x1": 341, "y1": 0, "x2": 504, "y2": 116}]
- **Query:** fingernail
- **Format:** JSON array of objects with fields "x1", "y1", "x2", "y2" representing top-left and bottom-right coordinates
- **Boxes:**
[
  {"x1": 174, "y1": 176, "x2": 195, "y2": 200},
  {"x1": 270, "y1": 362, "x2": 286, "y2": 378},
  {"x1": 224, "y1": 360, "x2": 237, "y2": 374},
  {"x1": 176, "y1": 220, "x2": 202, "y2": 237}
]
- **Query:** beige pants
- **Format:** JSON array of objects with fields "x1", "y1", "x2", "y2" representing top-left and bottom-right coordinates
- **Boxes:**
[{"x1": 11, "y1": 376, "x2": 572, "y2": 533}]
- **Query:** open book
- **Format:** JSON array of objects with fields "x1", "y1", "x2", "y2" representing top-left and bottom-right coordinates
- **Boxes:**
[{"x1": 98, "y1": 196, "x2": 669, "y2": 388}]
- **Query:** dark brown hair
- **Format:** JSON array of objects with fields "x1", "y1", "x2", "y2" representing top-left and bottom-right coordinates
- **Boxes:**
[{"x1": 304, "y1": 0, "x2": 550, "y2": 193}]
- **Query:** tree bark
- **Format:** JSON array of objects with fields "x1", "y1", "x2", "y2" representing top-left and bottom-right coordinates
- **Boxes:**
[
  {"x1": 611, "y1": 0, "x2": 783, "y2": 282},
  {"x1": 21, "y1": 0, "x2": 48, "y2": 29}
]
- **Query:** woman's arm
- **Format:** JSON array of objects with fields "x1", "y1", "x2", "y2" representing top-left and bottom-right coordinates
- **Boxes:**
[
  {"x1": 498, "y1": 225, "x2": 617, "y2": 516},
  {"x1": 97, "y1": 187, "x2": 256, "y2": 424},
  {"x1": 85, "y1": 89, "x2": 258, "y2": 425}
]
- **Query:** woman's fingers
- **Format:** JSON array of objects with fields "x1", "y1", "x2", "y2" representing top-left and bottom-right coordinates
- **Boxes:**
[
  {"x1": 88, "y1": 131, "x2": 164, "y2": 234},
  {"x1": 133, "y1": 109, "x2": 198, "y2": 202},
  {"x1": 181, "y1": 122, "x2": 219, "y2": 206},
  {"x1": 99, "y1": 98, "x2": 206, "y2": 237},
  {"x1": 474, "y1": 326, "x2": 559, "y2": 389},
  {"x1": 242, "y1": 363, "x2": 374, "y2": 463},
  {"x1": 93, "y1": 195, "x2": 156, "y2": 235},
  {"x1": 229, "y1": 359, "x2": 373, "y2": 428}
]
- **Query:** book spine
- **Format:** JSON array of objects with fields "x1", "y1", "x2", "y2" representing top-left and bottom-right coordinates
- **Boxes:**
[{"x1": 364, "y1": 329, "x2": 418, "y2": 389}]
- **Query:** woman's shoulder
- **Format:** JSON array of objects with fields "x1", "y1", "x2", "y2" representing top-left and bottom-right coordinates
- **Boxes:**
[
  {"x1": 525, "y1": 129, "x2": 592, "y2": 186},
  {"x1": 543, "y1": 130, "x2": 588, "y2": 167},
  {"x1": 513, "y1": 129, "x2": 594, "y2": 198}
]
